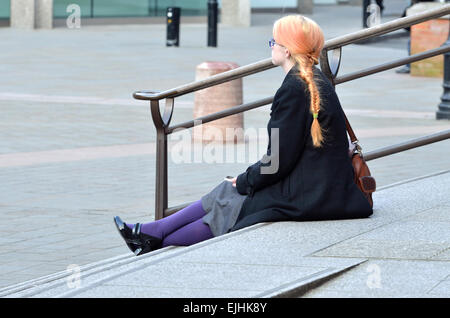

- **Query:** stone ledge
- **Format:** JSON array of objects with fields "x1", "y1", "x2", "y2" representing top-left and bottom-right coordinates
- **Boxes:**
[{"x1": 2, "y1": 170, "x2": 449, "y2": 298}]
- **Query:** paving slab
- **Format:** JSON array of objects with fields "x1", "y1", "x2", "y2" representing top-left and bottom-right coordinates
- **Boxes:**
[{"x1": 303, "y1": 259, "x2": 450, "y2": 298}]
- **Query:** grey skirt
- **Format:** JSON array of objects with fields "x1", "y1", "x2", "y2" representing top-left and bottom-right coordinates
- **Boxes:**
[{"x1": 201, "y1": 180, "x2": 248, "y2": 237}]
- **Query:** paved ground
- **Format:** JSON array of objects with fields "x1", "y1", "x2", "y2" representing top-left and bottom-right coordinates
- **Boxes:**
[
  {"x1": 2, "y1": 171, "x2": 449, "y2": 298},
  {"x1": 0, "y1": 2, "x2": 449, "y2": 290}
]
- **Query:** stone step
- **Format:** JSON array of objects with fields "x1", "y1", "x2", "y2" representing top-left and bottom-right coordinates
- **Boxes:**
[
  {"x1": 0, "y1": 246, "x2": 180, "y2": 297},
  {"x1": 2, "y1": 170, "x2": 449, "y2": 298}
]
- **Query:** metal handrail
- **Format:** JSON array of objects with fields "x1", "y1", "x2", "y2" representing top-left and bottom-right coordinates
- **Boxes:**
[
  {"x1": 167, "y1": 45, "x2": 450, "y2": 134},
  {"x1": 334, "y1": 45, "x2": 450, "y2": 84},
  {"x1": 133, "y1": 5, "x2": 450, "y2": 220},
  {"x1": 133, "y1": 4, "x2": 450, "y2": 102},
  {"x1": 364, "y1": 129, "x2": 450, "y2": 161},
  {"x1": 162, "y1": 130, "x2": 450, "y2": 217},
  {"x1": 325, "y1": 4, "x2": 450, "y2": 50},
  {"x1": 167, "y1": 96, "x2": 274, "y2": 134}
]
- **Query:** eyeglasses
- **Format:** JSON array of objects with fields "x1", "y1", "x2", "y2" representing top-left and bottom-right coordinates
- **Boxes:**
[
  {"x1": 269, "y1": 38, "x2": 277, "y2": 48},
  {"x1": 269, "y1": 38, "x2": 285, "y2": 48}
]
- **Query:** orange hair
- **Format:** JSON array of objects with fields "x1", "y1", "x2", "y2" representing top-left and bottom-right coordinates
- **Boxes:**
[{"x1": 273, "y1": 15, "x2": 325, "y2": 147}]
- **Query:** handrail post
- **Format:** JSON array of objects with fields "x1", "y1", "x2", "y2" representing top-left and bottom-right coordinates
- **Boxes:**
[
  {"x1": 149, "y1": 99, "x2": 174, "y2": 220},
  {"x1": 319, "y1": 47, "x2": 342, "y2": 85},
  {"x1": 155, "y1": 126, "x2": 168, "y2": 220}
]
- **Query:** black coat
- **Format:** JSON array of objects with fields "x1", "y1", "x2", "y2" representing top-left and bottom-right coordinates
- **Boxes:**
[{"x1": 231, "y1": 65, "x2": 373, "y2": 231}]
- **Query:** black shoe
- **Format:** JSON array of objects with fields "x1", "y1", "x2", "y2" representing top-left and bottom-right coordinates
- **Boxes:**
[
  {"x1": 396, "y1": 66, "x2": 410, "y2": 74},
  {"x1": 131, "y1": 223, "x2": 163, "y2": 256},
  {"x1": 114, "y1": 216, "x2": 141, "y2": 254},
  {"x1": 114, "y1": 216, "x2": 162, "y2": 256}
]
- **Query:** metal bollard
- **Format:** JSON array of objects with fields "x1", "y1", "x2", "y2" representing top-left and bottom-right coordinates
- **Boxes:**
[
  {"x1": 207, "y1": 0, "x2": 218, "y2": 47},
  {"x1": 362, "y1": 0, "x2": 371, "y2": 28},
  {"x1": 166, "y1": 7, "x2": 181, "y2": 47},
  {"x1": 437, "y1": 23, "x2": 450, "y2": 119}
]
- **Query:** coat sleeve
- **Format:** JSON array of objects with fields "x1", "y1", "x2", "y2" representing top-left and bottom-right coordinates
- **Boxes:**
[{"x1": 236, "y1": 83, "x2": 309, "y2": 195}]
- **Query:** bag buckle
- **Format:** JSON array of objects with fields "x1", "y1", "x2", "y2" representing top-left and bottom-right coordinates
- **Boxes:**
[{"x1": 353, "y1": 140, "x2": 363, "y2": 156}]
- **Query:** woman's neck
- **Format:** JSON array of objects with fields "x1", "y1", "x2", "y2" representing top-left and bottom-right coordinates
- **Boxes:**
[{"x1": 282, "y1": 59, "x2": 296, "y2": 74}]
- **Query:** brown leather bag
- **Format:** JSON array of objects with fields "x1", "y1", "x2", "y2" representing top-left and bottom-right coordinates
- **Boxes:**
[{"x1": 343, "y1": 113, "x2": 376, "y2": 208}]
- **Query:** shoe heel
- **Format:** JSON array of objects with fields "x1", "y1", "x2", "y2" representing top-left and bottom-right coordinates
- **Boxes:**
[
  {"x1": 114, "y1": 216, "x2": 141, "y2": 254},
  {"x1": 132, "y1": 223, "x2": 141, "y2": 236}
]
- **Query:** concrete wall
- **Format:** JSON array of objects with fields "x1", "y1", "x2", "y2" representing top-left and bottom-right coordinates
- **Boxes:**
[
  {"x1": 221, "y1": 0, "x2": 251, "y2": 27},
  {"x1": 220, "y1": 0, "x2": 334, "y2": 26},
  {"x1": 36, "y1": 0, "x2": 53, "y2": 29},
  {"x1": 248, "y1": 0, "x2": 337, "y2": 6},
  {"x1": 10, "y1": 0, "x2": 53, "y2": 29}
]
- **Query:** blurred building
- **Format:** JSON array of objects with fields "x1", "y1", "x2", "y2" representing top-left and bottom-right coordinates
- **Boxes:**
[{"x1": 0, "y1": 0, "x2": 352, "y2": 22}]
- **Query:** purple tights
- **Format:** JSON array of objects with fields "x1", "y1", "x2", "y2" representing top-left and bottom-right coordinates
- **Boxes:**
[{"x1": 126, "y1": 199, "x2": 213, "y2": 248}]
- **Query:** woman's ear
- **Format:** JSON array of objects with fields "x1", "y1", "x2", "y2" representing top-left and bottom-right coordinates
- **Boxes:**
[{"x1": 284, "y1": 48, "x2": 291, "y2": 59}]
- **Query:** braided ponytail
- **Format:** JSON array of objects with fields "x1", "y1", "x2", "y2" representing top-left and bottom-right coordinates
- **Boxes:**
[
  {"x1": 292, "y1": 54, "x2": 324, "y2": 147},
  {"x1": 273, "y1": 15, "x2": 325, "y2": 148}
]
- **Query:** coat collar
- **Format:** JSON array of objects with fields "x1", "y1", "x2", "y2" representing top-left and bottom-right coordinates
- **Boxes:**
[
  {"x1": 284, "y1": 64, "x2": 299, "y2": 81},
  {"x1": 281, "y1": 64, "x2": 301, "y2": 87}
]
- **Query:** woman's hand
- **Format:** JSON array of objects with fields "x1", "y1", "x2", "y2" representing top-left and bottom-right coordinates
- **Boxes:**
[{"x1": 226, "y1": 176, "x2": 237, "y2": 187}]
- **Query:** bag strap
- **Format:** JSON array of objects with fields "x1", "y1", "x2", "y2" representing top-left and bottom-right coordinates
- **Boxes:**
[
  {"x1": 342, "y1": 110, "x2": 363, "y2": 155},
  {"x1": 343, "y1": 112, "x2": 357, "y2": 142}
]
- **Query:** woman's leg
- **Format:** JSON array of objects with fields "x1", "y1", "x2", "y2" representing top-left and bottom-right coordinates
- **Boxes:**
[
  {"x1": 126, "y1": 199, "x2": 206, "y2": 240},
  {"x1": 161, "y1": 218, "x2": 213, "y2": 247}
]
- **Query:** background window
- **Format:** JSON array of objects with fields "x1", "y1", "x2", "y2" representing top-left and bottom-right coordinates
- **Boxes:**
[
  {"x1": 53, "y1": 0, "x2": 208, "y2": 18},
  {"x1": 54, "y1": 0, "x2": 92, "y2": 18},
  {"x1": 0, "y1": 0, "x2": 10, "y2": 19}
]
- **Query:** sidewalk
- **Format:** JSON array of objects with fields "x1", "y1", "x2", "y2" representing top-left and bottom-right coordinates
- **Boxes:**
[{"x1": 0, "y1": 4, "x2": 449, "y2": 292}]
